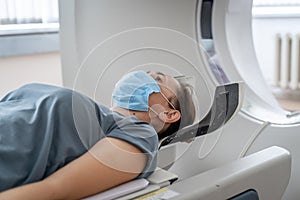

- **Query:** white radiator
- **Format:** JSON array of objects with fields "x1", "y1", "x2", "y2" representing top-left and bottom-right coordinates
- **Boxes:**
[{"x1": 274, "y1": 33, "x2": 300, "y2": 90}]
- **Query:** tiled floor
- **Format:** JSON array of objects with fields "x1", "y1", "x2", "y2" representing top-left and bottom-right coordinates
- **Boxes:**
[
  {"x1": 277, "y1": 98, "x2": 300, "y2": 111},
  {"x1": 272, "y1": 88, "x2": 300, "y2": 111}
]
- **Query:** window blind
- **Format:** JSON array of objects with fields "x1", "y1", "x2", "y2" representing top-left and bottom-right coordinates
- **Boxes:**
[{"x1": 0, "y1": 0, "x2": 59, "y2": 25}]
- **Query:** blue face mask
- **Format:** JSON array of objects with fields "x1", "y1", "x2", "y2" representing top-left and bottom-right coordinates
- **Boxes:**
[{"x1": 112, "y1": 70, "x2": 162, "y2": 111}]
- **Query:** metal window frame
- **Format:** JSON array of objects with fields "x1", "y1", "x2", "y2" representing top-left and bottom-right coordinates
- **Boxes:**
[{"x1": 0, "y1": 23, "x2": 59, "y2": 57}]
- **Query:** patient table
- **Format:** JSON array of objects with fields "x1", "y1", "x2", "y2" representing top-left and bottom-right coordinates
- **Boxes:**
[{"x1": 85, "y1": 146, "x2": 290, "y2": 200}]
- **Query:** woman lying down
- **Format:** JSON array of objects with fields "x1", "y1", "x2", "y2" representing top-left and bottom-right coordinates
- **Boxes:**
[{"x1": 0, "y1": 70, "x2": 195, "y2": 199}]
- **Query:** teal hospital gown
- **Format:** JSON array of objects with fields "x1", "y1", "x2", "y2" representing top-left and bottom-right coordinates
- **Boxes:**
[{"x1": 0, "y1": 83, "x2": 158, "y2": 192}]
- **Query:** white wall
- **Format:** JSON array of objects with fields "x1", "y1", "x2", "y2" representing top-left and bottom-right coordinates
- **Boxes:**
[
  {"x1": 252, "y1": 15, "x2": 300, "y2": 110},
  {"x1": 252, "y1": 16, "x2": 300, "y2": 85},
  {"x1": 0, "y1": 52, "x2": 62, "y2": 98}
]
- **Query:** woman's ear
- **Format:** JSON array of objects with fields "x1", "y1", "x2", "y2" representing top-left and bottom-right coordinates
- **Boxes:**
[{"x1": 159, "y1": 110, "x2": 181, "y2": 123}]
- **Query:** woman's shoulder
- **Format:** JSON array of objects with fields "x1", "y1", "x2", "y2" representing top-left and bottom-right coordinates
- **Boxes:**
[
  {"x1": 17, "y1": 83, "x2": 88, "y2": 101},
  {"x1": 20, "y1": 83, "x2": 71, "y2": 94},
  {"x1": 20, "y1": 83, "x2": 62, "y2": 89}
]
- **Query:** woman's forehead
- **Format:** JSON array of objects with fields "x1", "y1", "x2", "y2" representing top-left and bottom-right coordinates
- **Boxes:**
[{"x1": 148, "y1": 71, "x2": 180, "y2": 93}]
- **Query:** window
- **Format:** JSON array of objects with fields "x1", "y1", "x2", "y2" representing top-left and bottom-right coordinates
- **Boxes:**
[
  {"x1": 0, "y1": 0, "x2": 58, "y2": 25},
  {"x1": 253, "y1": 0, "x2": 300, "y2": 7},
  {"x1": 0, "y1": 0, "x2": 59, "y2": 57},
  {"x1": 252, "y1": 0, "x2": 300, "y2": 17}
]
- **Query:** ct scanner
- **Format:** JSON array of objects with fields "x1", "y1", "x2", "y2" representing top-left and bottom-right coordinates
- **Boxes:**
[{"x1": 59, "y1": 0, "x2": 299, "y2": 199}]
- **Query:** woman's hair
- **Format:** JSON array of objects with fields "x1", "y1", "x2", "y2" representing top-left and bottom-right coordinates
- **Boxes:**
[{"x1": 158, "y1": 77, "x2": 196, "y2": 140}]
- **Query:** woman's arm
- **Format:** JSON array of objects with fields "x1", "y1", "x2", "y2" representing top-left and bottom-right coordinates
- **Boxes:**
[{"x1": 0, "y1": 137, "x2": 147, "y2": 200}]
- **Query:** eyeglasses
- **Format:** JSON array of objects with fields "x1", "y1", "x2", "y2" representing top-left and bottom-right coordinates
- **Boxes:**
[{"x1": 147, "y1": 71, "x2": 177, "y2": 110}]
